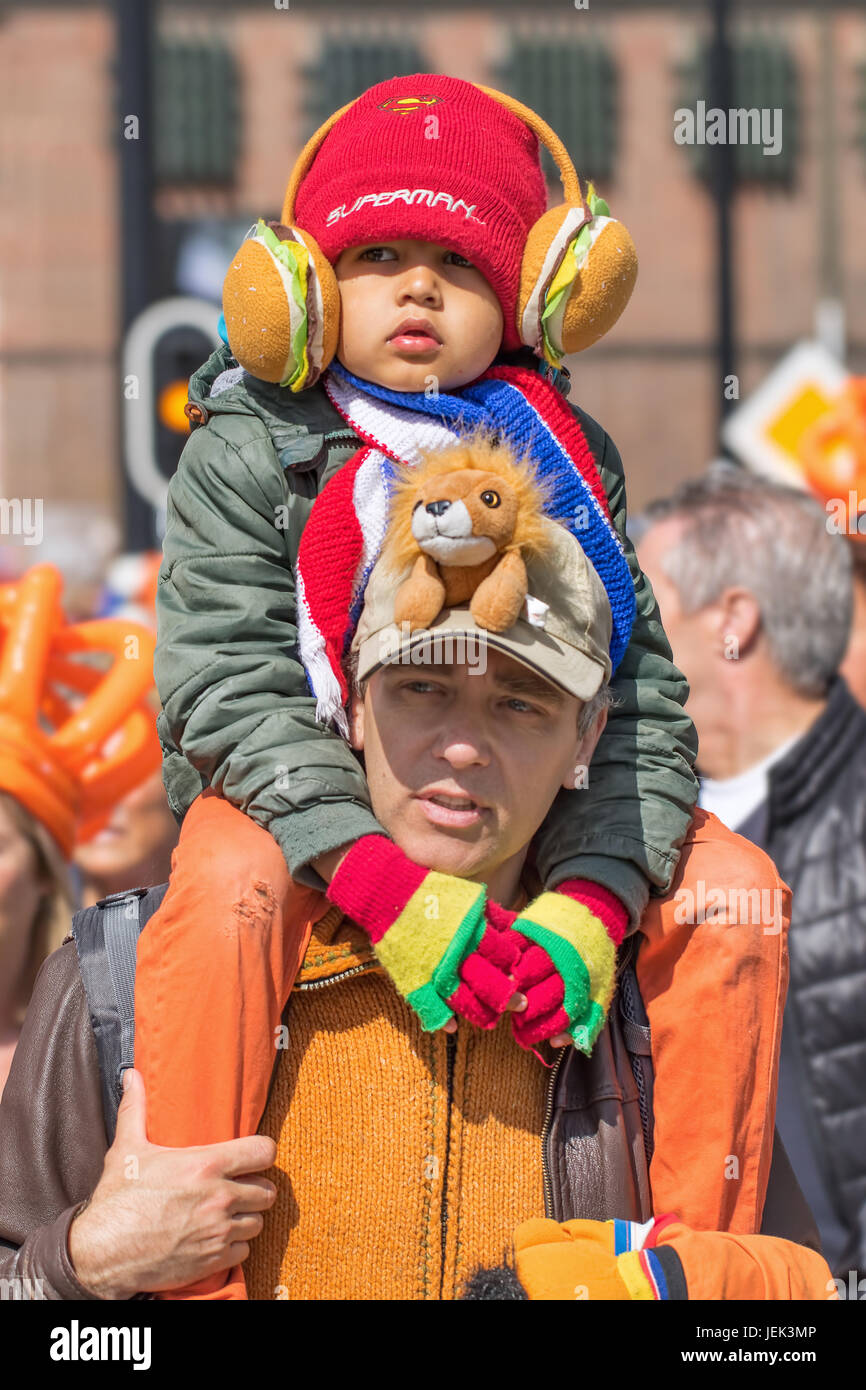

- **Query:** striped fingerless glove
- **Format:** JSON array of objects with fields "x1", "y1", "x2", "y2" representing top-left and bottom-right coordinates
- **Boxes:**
[
  {"x1": 508, "y1": 878, "x2": 628, "y2": 1055},
  {"x1": 325, "y1": 835, "x2": 489, "y2": 1031}
]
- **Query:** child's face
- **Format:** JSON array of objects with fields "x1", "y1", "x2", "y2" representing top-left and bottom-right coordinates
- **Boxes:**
[{"x1": 334, "y1": 239, "x2": 504, "y2": 392}]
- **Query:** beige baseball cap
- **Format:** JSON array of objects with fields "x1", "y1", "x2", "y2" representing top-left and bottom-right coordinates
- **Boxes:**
[{"x1": 351, "y1": 516, "x2": 613, "y2": 700}]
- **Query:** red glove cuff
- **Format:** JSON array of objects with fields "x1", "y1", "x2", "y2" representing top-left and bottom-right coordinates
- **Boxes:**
[
  {"x1": 326, "y1": 835, "x2": 427, "y2": 944},
  {"x1": 553, "y1": 878, "x2": 629, "y2": 947}
]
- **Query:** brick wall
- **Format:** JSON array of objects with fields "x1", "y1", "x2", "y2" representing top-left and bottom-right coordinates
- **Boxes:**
[
  {"x1": 0, "y1": 6, "x2": 119, "y2": 525},
  {"x1": 2, "y1": 3, "x2": 866, "y2": 540}
]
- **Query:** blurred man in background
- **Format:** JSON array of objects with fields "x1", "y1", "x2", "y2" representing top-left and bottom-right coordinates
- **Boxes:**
[
  {"x1": 841, "y1": 545, "x2": 866, "y2": 709},
  {"x1": 637, "y1": 466, "x2": 866, "y2": 1283}
]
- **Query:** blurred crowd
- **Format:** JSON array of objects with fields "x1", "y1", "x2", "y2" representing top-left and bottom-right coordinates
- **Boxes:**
[
  {"x1": 0, "y1": 552, "x2": 178, "y2": 1099},
  {"x1": 1, "y1": 383, "x2": 865, "y2": 1282}
]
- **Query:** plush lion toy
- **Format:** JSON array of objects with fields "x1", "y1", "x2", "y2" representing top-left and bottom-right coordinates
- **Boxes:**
[{"x1": 381, "y1": 434, "x2": 552, "y2": 633}]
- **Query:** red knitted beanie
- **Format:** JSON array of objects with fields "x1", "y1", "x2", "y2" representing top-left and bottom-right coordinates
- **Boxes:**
[{"x1": 293, "y1": 74, "x2": 549, "y2": 350}]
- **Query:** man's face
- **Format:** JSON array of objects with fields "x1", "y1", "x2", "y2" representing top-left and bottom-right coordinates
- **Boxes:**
[
  {"x1": 348, "y1": 647, "x2": 605, "y2": 890},
  {"x1": 334, "y1": 239, "x2": 504, "y2": 392}
]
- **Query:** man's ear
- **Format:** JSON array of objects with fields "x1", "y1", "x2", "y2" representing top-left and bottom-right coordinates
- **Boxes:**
[
  {"x1": 347, "y1": 690, "x2": 365, "y2": 751},
  {"x1": 562, "y1": 707, "x2": 608, "y2": 791},
  {"x1": 714, "y1": 586, "x2": 761, "y2": 661}
]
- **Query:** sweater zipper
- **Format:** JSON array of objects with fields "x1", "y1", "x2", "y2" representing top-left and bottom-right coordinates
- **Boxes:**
[
  {"x1": 541, "y1": 1048, "x2": 565, "y2": 1218},
  {"x1": 292, "y1": 968, "x2": 459, "y2": 1296},
  {"x1": 294, "y1": 961, "x2": 376, "y2": 990},
  {"x1": 439, "y1": 1030, "x2": 457, "y2": 1298},
  {"x1": 291, "y1": 975, "x2": 562, "y2": 1276}
]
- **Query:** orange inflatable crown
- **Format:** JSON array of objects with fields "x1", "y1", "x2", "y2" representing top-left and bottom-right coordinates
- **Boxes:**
[
  {"x1": 799, "y1": 377, "x2": 866, "y2": 542},
  {"x1": 0, "y1": 565, "x2": 162, "y2": 855}
]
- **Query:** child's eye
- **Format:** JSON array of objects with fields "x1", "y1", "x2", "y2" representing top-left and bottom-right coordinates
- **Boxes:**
[
  {"x1": 359, "y1": 246, "x2": 398, "y2": 262},
  {"x1": 444, "y1": 251, "x2": 473, "y2": 268}
]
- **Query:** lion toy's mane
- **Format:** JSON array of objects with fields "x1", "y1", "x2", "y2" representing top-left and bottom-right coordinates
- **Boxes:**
[{"x1": 380, "y1": 430, "x2": 552, "y2": 576}]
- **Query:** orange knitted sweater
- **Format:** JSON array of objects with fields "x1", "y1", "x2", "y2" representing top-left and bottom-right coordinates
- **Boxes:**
[
  {"x1": 246, "y1": 881, "x2": 551, "y2": 1301},
  {"x1": 245, "y1": 813, "x2": 826, "y2": 1301}
]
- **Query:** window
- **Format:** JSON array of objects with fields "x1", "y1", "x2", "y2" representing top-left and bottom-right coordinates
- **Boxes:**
[
  {"x1": 494, "y1": 37, "x2": 618, "y2": 186},
  {"x1": 675, "y1": 35, "x2": 797, "y2": 185},
  {"x1": 154, "y1": 38, "x2": 240, "y2": 185},
  {"x1": 303, "y1": 37, "x2": 428, "y2": 135}
]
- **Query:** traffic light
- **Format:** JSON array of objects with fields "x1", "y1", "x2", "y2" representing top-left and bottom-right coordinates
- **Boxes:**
[{"x1": 122, "y1": 297, "x2": 220, "y2": 547}]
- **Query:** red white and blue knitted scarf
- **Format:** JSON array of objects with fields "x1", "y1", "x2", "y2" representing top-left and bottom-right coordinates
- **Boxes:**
[{"x1": 296, "y1": 363, "x2": 636, "y2": 736}]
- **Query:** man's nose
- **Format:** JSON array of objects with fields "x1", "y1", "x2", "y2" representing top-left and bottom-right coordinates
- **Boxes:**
[
  {"x1": 441, "y1": 740, "x2": 487, "y2": 768},
  {"x1": 435, "y1": 719, "x2": 492, "y2": 768}
]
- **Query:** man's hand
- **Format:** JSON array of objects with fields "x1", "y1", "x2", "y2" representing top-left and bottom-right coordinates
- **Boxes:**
[{"x1": 67, "y1": 1069, "x2": 278, "y2": 1300}]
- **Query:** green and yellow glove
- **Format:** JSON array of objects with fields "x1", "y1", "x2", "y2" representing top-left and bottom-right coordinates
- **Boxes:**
[
  {"x1": 507, "y1": 879, "x2": 628, "y2": 1053},
  {"x1": 326, "y1": 834, "x2": 497, "y2": 1031}
]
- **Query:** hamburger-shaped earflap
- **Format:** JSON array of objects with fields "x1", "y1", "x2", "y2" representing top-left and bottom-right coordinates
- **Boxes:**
[
  {"x1": 221, "y1": 102, "x2": 353, "y2": 392},
  {"x1": 476, "y1": 87, "x2": 638, "y2": 364}
]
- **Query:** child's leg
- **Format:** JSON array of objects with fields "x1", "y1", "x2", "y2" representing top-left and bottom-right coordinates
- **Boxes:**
[{"x1": 133, "y1": 787, "x2": 326, "y2": 1300}]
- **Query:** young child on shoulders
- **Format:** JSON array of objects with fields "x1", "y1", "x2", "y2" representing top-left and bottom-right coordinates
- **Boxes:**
[{"x1": 136, "y1": 74, "x2": 700, "y2": 1300}]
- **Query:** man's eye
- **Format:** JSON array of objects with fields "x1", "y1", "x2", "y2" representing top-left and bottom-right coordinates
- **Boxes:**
[
  {"x1": 359, "y1": 246, "x2": 398, "y2": 262},
  {"x1": 504, "y1": 698, "x2": 541, "y2": 715},
  {"x1": 391, "y1": 678, "x2": 439, "y2": 695},
  {"x1": 444, "y1": 251, "x2": 473, "y2": 268}
]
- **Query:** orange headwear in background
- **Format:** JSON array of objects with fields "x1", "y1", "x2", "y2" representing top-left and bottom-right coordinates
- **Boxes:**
[
  {"x1": 799, "y1": 376, "x2": 866, "y2": 543},
  {"x1": 0, "y1": 565, "x2": 162, "y2": 856}
]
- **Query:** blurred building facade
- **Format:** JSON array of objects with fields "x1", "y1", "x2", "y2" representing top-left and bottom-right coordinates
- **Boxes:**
[{"x1": 2, "y1": 0, "x2": 866, "y2": 537}]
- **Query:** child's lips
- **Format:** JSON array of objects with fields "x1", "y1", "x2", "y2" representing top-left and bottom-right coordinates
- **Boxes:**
[
  {"x1": 387, "y1": 319, "x2": 443, "y2": 354},
  {"x1": 387, "y1": 331, "x2": 442, "y2": 354}
]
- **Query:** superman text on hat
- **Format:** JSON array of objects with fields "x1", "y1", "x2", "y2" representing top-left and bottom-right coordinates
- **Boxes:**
[{"x1": 327, "y1": 190, "x2": 486, "y2": 227}]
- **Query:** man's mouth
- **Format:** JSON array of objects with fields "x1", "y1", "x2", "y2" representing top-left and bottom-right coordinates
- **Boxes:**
[
  {"x1": 387, "y1": 318, "x2": 442, "y2": 353},
  {"x1": 415, "y1": 789, "x2": 487, "y2": 828}
]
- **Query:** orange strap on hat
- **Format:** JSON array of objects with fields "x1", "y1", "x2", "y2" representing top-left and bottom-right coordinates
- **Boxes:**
[{"x1": 0, "y1": 565, "x2": 161, "y2": 856}]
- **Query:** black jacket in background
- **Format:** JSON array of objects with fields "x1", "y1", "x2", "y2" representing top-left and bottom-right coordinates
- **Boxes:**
[{"x1": 737, "y1": 677, "x2": 866, "y2": 1278}]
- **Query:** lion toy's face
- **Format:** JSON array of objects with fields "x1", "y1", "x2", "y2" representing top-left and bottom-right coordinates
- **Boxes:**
[{"x1": 409, "y1": 469, "x2": 520, "y2": 566}]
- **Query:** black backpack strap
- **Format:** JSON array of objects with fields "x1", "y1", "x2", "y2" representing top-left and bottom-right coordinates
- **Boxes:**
[
  {"x1": 71, "y1": 883, "x2": 169, "y2": 1145},
  {"x1": 616, "y1": 933, "x2": 655, "y2": 1167}
]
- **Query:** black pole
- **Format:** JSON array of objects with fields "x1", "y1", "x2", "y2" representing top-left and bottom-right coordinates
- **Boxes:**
[
  {"x1": 116, "y1": 0, "x2": 158, "y2": 549},
  {"x1": 708, "y1": 0, "x2": 737, "y2": 450}
]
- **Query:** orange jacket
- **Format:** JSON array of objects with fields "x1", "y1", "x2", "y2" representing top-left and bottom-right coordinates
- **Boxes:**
[
  {"x1": 513, "y1": 809, "x2": 835, "y2": 1299},
  {"x1": 638, "y1": 807, "x2": 789, "y2": 1234}
]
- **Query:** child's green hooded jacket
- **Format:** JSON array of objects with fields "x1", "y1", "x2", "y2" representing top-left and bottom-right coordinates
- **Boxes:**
[{"x1": 155, "y1": 344, "x2": 698, "y2": 926}]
